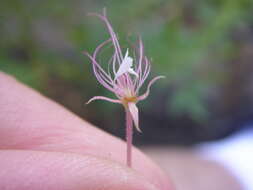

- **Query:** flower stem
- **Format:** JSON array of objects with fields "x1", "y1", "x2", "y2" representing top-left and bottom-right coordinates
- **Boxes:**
[{"x1": 125, "y1": 108, "x2": 133, "y2": 167}]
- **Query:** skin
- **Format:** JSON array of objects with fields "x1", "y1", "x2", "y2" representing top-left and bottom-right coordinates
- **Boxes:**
[
  {"x1": 0, "y1": 71, "x2": 173, "y2": 190},
  {"x1": 0, "y1": 71, "x2": 243, "y2": 190}
]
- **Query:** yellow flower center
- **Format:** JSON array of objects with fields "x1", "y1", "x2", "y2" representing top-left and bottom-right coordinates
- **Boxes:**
[{"x1": 122, "y1": 96, "x2": 137, "y2": 107}]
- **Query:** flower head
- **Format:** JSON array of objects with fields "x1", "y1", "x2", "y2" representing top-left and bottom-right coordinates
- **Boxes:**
[{"x1": 84, "y1": 10, "x2": 164, "y2": 133}]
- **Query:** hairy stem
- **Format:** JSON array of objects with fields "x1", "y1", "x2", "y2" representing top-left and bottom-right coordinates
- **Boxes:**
[{"x1": 125, "y1": 108, "x2": 133, "y2": 167}]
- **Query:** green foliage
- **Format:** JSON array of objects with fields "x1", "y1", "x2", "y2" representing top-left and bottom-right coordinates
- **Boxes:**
[{"x1": 0, "y1": 0, "x2": 253, "y2": 122}]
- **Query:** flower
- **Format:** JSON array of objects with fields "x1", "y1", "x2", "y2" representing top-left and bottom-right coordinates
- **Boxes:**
[{"x1": 84, "y1": 10, "x2": 164, "y2": 167}]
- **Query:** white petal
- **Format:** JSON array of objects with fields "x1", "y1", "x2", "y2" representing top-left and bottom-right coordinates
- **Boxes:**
[
  {"x1": 128, "y1": 102, "x2": 141, "y2": 132},
  {"x1": 115, "y1": 49, "x2": 138, "y2": 79},
  {"x1": 128, "y1": 68, "x2": 139, "y2": 78},
  {"x1": 124, "y1": 48, "x2": 129, "y2": 59},
  {"x1": 115, "y1": 58, "x2": 133, "y2": 79}
]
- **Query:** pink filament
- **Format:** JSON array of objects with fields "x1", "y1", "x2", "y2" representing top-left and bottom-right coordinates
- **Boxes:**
[{"x1": 125, "y1": 108, "x2": 133, "y2": 167}]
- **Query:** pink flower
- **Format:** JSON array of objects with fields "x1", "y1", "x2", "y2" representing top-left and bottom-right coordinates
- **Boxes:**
[{"x1": 84, "y1": 10, "x2": 164, "y2": 167}]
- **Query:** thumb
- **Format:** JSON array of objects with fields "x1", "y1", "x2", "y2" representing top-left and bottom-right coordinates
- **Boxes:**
[{"x1": 0, "y1": 150, "x2": 160, "y2": 190}]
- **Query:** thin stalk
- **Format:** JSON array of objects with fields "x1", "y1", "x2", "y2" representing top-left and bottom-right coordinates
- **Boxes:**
[{"x1": 125, "y1": 108, "x2": 133, "y2": 167}]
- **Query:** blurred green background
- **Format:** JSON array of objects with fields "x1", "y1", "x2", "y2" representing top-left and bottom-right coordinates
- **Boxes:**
[{"x1": 1, "y1": 0, "x2": 253, "y2": 145}]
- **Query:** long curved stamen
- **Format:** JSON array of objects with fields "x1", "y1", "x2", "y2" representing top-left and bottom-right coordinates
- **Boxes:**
[
  {"x1": 137, "y1": 57, "x2": 151, "y2": 90},
  {"x1": 138, "y1": 76, "x2": 165, "y2": 101},
  {"x1": 84, "y1": 52, "x2": 116, "y2": 93},
  {"x1": 88, "y1": 12, "x2": 123, "y2": 64},
  {"x1": 87, "y1": 96, "x2": 121, "y2": 104}
]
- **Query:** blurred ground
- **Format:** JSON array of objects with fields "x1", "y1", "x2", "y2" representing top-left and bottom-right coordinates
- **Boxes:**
[{"x1": 142, "y1": 146, "x2": 243, "y2": 190}]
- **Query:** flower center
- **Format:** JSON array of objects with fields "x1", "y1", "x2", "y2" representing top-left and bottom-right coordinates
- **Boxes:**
[
  {"x1": 121, "y1": 96, "x2": 137, "y2": 107},
  {"x1": 123, "y1": 96, "x2": 137, "y2": 102}
]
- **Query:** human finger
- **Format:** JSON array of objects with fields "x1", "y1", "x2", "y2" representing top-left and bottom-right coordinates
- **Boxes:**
[
  {"x1": 0, "y1": 150, "x2": 160, "y2": 190},
  {"x1": 0, "y1": 72, "x2": 173, "y2": 190}
]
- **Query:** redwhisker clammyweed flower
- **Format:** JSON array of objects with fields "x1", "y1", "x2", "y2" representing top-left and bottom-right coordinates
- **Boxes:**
[{"x1": 84, "y1": 9, "x2": 164, "y2": 168}]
